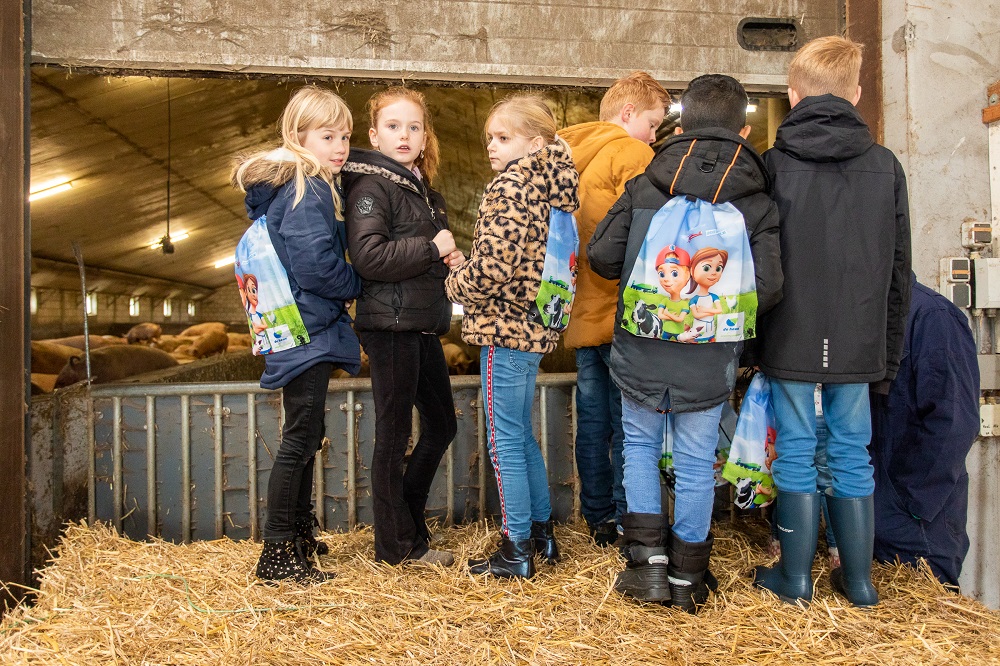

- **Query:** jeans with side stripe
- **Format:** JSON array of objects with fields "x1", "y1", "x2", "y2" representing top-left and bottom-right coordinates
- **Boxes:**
[{"x1": 481, "y1": 345, "x2": 551, "y2": 541}]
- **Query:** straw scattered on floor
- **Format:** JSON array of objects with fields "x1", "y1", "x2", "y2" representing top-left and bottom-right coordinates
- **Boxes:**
[{"x1": 2, "y1": 519, "x2": 999, "y2": 665}]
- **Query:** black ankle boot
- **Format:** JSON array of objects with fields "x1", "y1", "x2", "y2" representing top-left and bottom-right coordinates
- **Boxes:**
[
  {"x1": 589, "y1": 520, "x2": 619, "y2": 548},
  {"x1": 295, "y1": 513, "x2": 329, "y2": 560},
  {"x1": 256, "y1": 539, "x2": 334, "y2": 584},
  {"x1": 614, "y1": 512, "x2": 671, "y2": 604},
  {"x1": 468, "y1": 536, "x2": 536, "y2": 579},
  {"x1": 531, "y1": 519, "x2": 560, "y2": 564},
  {"x1": 667, "y1": 532, "x2": 714, "y2": 614}
]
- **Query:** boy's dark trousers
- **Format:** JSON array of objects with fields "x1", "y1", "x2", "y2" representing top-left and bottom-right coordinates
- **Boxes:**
[
  {"x1": 360, "y1": 330, "x2": 458, "y2": 564},
  {"x1": 263, "y1": 362, "x2": 333, "y2": 541}
]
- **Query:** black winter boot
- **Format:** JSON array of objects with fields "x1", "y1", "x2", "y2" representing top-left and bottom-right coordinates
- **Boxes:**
[
  {"x1": 826, "y1": 491, "x2": 879, "y2": 607},
  {"x1": 753, "y1": 491, "x2": 820, "y2": 604},
  {"x1": 614, "y1": 512, "x2": 670, "y2": 604},
  {"x1": 667, "y1": 531, "x2": 715, "y2": 614},
  {"x1": 468, "y1": 536, "x2": 536, "y2": 579},
  {"x1": 256, "y1": 539, "x2": 334, "y2": 584},
  {"x1": 295, "y1": 513, "x2": 329, "y2": 560},
  {"x1": 531, "y1": 519, "x2": 561, "y2": 564}
]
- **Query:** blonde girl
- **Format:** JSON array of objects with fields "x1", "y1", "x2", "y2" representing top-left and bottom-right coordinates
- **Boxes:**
[
  {"x1": 446, "y1": 95, "x2": 580, "y2": 578},
  {"x1": 342, "y1": 87, "x2": 462, "y2": 567},
  {"x1": 233, "y1": 86, "x2": 362, "y2": 584}
]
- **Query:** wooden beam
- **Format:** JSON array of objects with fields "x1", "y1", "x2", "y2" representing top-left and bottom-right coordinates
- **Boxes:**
[
  {"x1": 0, "y1": 0, "x2": 29, "y2": 609},
  {"x1": 845, "y1": 0, "x2": 884, "y2": 143}
]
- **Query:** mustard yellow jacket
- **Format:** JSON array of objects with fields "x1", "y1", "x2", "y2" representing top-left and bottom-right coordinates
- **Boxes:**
[{"x1": 559, "y1": 122, "x2": 654, "y2": 349}]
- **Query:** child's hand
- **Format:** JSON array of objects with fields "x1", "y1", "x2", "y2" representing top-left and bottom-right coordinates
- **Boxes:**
[
  {"x1": 445, "y1": 250, "x2": 466, "y2": 267},
  {"x1": 432, "y1": 230, "x2": 457, "y2": 258}
]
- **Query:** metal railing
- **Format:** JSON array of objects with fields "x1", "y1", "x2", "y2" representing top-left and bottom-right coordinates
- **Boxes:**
[{"x1": 75, "y1": 373, "x2": 580, "y2": 543}]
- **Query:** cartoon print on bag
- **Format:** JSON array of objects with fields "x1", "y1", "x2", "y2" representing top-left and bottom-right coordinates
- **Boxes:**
[
  {"x1": 654, "y1": 244, "x2": 692, "y2": 341},
  {"x1": 678, "y1": 247, "x2": 727, "y2": 343},
  {"x1": 632, "y1": 299, "x2": 663, "y2": 338}
]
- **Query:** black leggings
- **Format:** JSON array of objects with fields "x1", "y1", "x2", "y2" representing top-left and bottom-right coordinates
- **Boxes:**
[{"x1": 360, "y1": 331, "x2": 458, "y2": 564}]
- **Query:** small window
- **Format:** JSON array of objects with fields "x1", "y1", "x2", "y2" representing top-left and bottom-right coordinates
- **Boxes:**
[
  {"x1": 129, "y1": 297, "x2": 141, "y2": 317},
  {"x1": 163, "y1": 299, "x2": 173, "y2": 317},
  {"x1": 30, "y1": 289, "x2": 38, "y2": 315},
  {"x1": 737, "y1": 17, "x2": 802, "y2": 52},
  {"x1": 86, "y1": 292, "x2": 98, "y2": 316},
  {"x1": 187, "y1": 301, "x2": 196, "y2": 317}
]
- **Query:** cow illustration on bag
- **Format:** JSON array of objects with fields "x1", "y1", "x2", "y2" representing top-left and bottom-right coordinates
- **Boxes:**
[
  {"x1": 527, "y1": 208, "x2": 579, "y2": 331},
  {"x1": 234, "y1": 215, "x2": 310, "y2": 355},
  {"x1": 621, "y1": 195, "x2": 756, "y2": 343}
]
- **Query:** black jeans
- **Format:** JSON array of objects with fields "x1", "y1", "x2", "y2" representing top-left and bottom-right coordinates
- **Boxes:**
[
  {"x1": 359, "y1": 331, "x2": 457, "y2": 564},
  {"x1": 262, "y1": 362, "x2": 332, "y2": 541}
]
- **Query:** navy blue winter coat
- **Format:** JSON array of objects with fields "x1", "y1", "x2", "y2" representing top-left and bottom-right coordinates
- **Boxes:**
[
  {"x1": 869, "y1": 275, "x2": 979, "y2": 585},
  {"x1": 240, "y1": 157, "x2": 363, "y2": 389}
]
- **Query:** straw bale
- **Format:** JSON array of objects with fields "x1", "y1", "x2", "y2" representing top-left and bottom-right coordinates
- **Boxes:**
[{"x1": 2, "y1": 519, "x2": 999, "y2": 665}]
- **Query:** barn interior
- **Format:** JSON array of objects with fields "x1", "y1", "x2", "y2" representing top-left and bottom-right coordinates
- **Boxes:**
[{"x1": 29, "y1": 65, "x2": 787, "y2": 353}]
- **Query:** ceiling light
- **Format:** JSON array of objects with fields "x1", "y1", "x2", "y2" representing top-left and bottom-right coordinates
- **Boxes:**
[
  {"x1": 747, "y1": 98, "x2": 760, "y2": 113},
  {"x1": 214, "y1": 255, "x2": 236, "y2": 268},
  {"x1": 149, "y1": 230, "x2": 189, "y2": 250},
  {"x1": 669, "y1": 103, "x2": 682, "y2": 114},
  {"x1": 29, "y1": 180, "x2": 73, "y2": 201}
]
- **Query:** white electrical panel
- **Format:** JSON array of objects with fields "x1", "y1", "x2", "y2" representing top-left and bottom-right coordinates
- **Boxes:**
[
  {"x1": 973, "y1": 258, "x2": 1000, "y2": 308},
  {"x1": 962, "y1": 222, "x2": 993, "y2": 248}
]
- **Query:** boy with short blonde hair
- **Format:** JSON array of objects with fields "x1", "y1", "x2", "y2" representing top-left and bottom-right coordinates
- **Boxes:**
[
  {"x1": 754, "y1": 36, "x2": 911, "y2": 609},
  {"x1": 561, "y1": 72, "x2": 670, "y2": 547}
]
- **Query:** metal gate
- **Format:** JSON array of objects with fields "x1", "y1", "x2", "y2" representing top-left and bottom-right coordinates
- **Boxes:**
[{"x1": 30, "y1": 374, "x2": 580, "y2": 557}]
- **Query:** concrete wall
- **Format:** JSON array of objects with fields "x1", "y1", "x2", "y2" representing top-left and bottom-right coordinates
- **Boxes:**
[
  {"x1": 881, "y1": 2, "x2": 1000, "y2": 607},
  {"x1": 31, "y1": 0, "x2": 839, "y2": 90}
]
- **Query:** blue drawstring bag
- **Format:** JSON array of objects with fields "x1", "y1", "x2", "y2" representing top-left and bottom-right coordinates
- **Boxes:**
[
  {"x1": 234, "y1": 215, "x2": 310, "y2": 355},
  {"x1": 528, "y1": 208, "x2": 579, "y2": 331},
  {"x1": 722, "y1": 372, "x2": 777, "y2": 508}
]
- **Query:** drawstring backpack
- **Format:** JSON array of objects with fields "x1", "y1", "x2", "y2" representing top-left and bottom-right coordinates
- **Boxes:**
[
  {"x1": 527, "y1": 208, "x2": 579, "y2": 331},
  {"x1": 722, "y1": 372, "x2": 777, "y2": 508},
  {"x1": 234, "y1": 214, "x2": 311, "y2": 355},
  {"x1": 620, "y1": 184, "x2": 757, "y2": 344}
]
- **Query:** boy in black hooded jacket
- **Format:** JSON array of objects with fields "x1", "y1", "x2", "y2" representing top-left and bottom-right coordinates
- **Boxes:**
[
  {"x1": 589, "y1": 74, "x2": 783, "y2": 613},
  {"x1": 753, "y1": 36, "x2": 911, "y2": 609}
]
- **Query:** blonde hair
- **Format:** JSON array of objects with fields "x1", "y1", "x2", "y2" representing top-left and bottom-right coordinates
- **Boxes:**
[
  {"x1": 599, "y1": 71, "x2": 672, "y2": 121},
  {"x1": 367, "y1": 87, "x2": 440, "y2": 184},
  {"x1": 486, "y1": 94, "x2": 570, "y2": 154},
  {"x1": 233, "y1": 86, "x2": 353, "y2": 214},
  {"x1": 788, "y1": 36, "x2": 863, "y2": 100}
]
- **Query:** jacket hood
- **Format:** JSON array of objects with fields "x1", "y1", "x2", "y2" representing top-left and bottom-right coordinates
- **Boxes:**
[
  {"x1": 645, "y1": 128, "x2": 769, "y2": 203},
  {"x1": 235, "y1": 147, "x2": 326, "y2": 220},
  {"x1": 503, "y1": 140, "x2": 580, "y2": 213},
  {"x1": 559, "y1": 121, "x2": 634, "y2": 174},
  {"x1": 342, "y1": 147, "x2": 425, "y2": 195},
  {"x1": 774, "y1": 94, "x2": 874, "y2": 162}
]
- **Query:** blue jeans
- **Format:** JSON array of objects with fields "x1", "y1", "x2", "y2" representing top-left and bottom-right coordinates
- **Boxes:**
[
  {"x1": 770, "y1": 380, "x2": 874, "y2": 498},
  {"x1": 481, "y1": 346, "x2": 552, "y2": 541},
  {"x1": 574, "y1": 345, "x2": 626, "y2": 528},
  {"x1": 771, "y1": 415, "x2": 836, "y2": 547},
  {"x1": 621, "y1": 395, "x2": 724, "y2": 543}
]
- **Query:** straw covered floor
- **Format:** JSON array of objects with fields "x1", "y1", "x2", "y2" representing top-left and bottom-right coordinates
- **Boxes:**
[{"x1": 2, "y1": 520, "x2": 999, "y2": 665}]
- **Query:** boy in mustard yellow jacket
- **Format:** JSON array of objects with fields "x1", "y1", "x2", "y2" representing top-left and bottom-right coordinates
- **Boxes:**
[{"x1": 560, "y1": 72, "x2": 672, "y2": 546}]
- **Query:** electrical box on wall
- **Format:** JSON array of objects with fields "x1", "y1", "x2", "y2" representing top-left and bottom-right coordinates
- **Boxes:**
[
  {"x1": 980, "y1": 404, "x2": 1000, "y2": 437},
  {"x1": 940, "y1": 257, "x2": 972, "y2": 308},
  {"x1": 973, "y1": 258, "x2": 1000, "y2": 308},
  {"x1": 962, "y1": 222, "x2": 993, "y2": 248}
]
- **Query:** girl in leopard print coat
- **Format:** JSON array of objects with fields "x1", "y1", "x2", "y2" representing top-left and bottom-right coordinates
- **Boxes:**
[{"x1": 446, "y1": 95, "x2": 580, "y2": 579}]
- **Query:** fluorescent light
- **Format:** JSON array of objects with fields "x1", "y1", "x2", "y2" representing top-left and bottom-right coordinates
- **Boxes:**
[
  {"x1": 669, "y1": 103, "x2": 682, "y2": 114},
  {"x1": 29, "y1": 180, "x2": 73, "y2": 201},
  {"x1": 149, "y1": 230, "x2": 189, "y2": 250},
  {"x1": 214, "y1": 255, "x2": 236, "y2": 268},
  {"x1": 746, "y1": 104, "x2": 758, "y2": 113}
]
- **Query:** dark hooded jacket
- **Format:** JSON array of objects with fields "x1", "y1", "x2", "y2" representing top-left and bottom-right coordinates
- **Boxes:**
[
  {"x1": 758, "y1": 95, "x2": 912, "y2": 383},
  {"x1": 238, "y1": 152, "x2": 363, "y2": 390},
  {"x1": 588, "y1": 128, "x2": 783, "y2": 413},
  {"x1": 342, "y1": 148, "x2": 452, "y2": 335}
]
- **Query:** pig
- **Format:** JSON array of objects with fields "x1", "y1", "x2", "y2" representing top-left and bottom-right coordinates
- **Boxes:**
[
  {"x1": 31, "y1": 373, "x2": 59, "y2": 394},
  {"x1": 187, "y1": 330, "x2": 229, "y2": 359},
  {"x1": 126, "y1": 322, "x2": 162, "y2": 345},
  {"x1": 55, "y1": 345, "x2": 179, "y2": 388},
  {"x1": 179, "y1": 322, "x2": 228, "y2": 338},
  {"x1": 150, "y1": 334, "x2": 186, "y2": 353},
  {"x1": 44, "y1": 335, "x2": 125, "y2": 350},
  {"x1": 227, "y1": 332, "x2": 253, "y2": 348},
  {"x1": 31, "y1": 340, "x2": 83, "y2": 375},
  {"x1": 442, "y1": 342, "x2": 473, "y2": 375}
]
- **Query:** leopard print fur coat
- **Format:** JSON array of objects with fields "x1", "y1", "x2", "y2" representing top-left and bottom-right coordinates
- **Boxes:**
[{"x1": 445, "y1": 141, "x2": 580, "y2": 353}]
